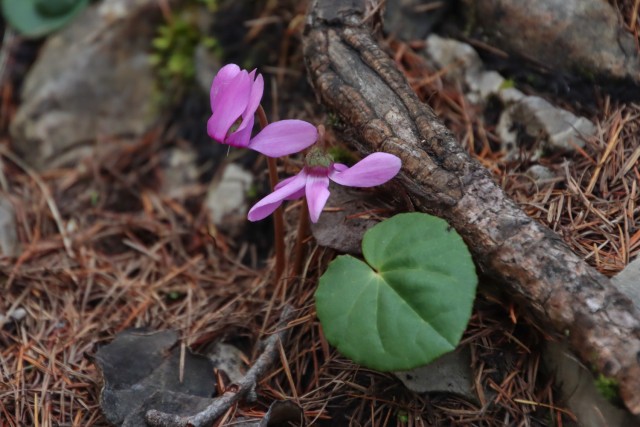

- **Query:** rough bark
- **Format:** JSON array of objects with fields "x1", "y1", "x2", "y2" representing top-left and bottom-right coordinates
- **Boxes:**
[{"x1": 303, "y1": 0, "x2": 640, "y2": 415}]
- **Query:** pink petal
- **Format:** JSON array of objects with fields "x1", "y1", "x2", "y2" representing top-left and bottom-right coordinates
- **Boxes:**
[
  {"x1": 208, "y1": 70, "x2": 251, "y2": 142},
  {"x1": 329, "y1": 152, "x2": 401, "y2": 187},
  {"x1": 248, "y1": 120, "x2": 318, "y2": 157},
  {"x1": 210, "y1": 64, "x2": 240, "y2": 108},
  {"x1": 245, "y1": 72, "x2": 264, "y2": 119},
  {"x1": 275, "y1": 175, "x2": 306, "y2": 200},
  {"x1": 225, "y1": 115, "x2": 254, "y2": 148},
  {"x1": 227, "y1": 73, "x2": 264, "y2": 145},
  {"x1": 305, "y1": 173, "x2": 331, "y2": 223},
  {"x1": 248, "y1": 170, "x2": 308, "y2": 221}
]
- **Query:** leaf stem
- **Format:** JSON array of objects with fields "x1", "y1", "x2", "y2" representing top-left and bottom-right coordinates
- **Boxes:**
[{"x1": 257, "y1": 106, "x2": 285, "y2": 285}]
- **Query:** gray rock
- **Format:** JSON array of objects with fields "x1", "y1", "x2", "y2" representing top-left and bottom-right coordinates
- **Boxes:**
[
  {"x1": 424, "y1": 35, "x2": 596, "y2": 157},
  {"x1": 425, "y1": 34, "x2": 483, "y2": 83},
  {"x1": 467, "y1": 70, "x2": 504, "y2": 103},
  {"x1": 525, "y1": 165, "x2": 555, "y2": 182},
  {"x1": 464, "y1": 0, "x2": 640, "y2": 84},
  {"x1": 426, "y1": 35, "x2": 506, "y2": 102},
  {"x1": 195, "y1": 42, "x2": 221, "y2": 94},
  {"x1": 542, "y1": 262, "x2": 640, "y2": 427},
  {"x1": 0, "y1": 197, "x2": 18, "y2": 257},
  {"x1": 160, "y1": 147, "x2": 199, "y2": 199},
  {"x1": 394, "y1": 347, "x2": 477, "y2": 401},
  {"x1": 310, "y1": 185, "x2": 379, "y2": 255},
  {"x1": 10, "y1": 0, "x2": 185, "y2": 170},
  {"x1": 205, "y1": 163, "x2": 253, "y2": 234},
  {"x1": 384, "y1": 0, "x2": 451, "y2": 41},
  {"x1": 612, "y1": 257, "x2": 640, "y2": 312},
  {"x1": 205, "y1": 342, "x2": 246, "y2": 384},
  {"x1": 0, "y1": 307, "x2": 27, "y2": 326},
  {"x1": 497, "y1": 95, "x2": 595, "y2": 158},
  {"x1": 544, "y1": 341, "x2": 637, "y2": 427}
]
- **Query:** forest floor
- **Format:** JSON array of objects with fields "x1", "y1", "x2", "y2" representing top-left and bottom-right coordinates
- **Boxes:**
[{"x1": 1, "y1": 1, "x2": 639, "y2": 426}]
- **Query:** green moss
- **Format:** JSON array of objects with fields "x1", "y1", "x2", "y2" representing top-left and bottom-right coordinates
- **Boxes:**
[
  {"x1": 573, "y1": 65, "x2": 596, "y2": 83},
  {"x1": 326, "y1": 112, "x2": 345, "y2": 129},
  {"x1": 328, "y1": 146, "x2": 357, "y2": 165},
  {"x1": 152, "y1": 16, "x2": 200, "y2": 84},
  {"x1": 246, "y1": 184, "x2": 259, "y2": 199},
  {"x1": 194, "y1": 0, "x2": 219, "y2": 12},
  {"x1": 150, "y1": 3, "x2": 223, "y2": 105},
  {"x1": 500, "y1": 78, "x2": 516, "y2": 90},
  {"x1": 594, "y1": 374, "x2": 621, "y2": 405},
  {"x1": 89, "y1": 190, "x2": 99, "y2": 207}
]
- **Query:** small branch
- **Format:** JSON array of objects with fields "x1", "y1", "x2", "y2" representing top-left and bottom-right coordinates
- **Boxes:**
[
  {"x1": 145, "y1": 306, "x2": 294, "y2": 427},
  {"x1": 257, "y1": 106, "x2": 286, "y2": 286}
]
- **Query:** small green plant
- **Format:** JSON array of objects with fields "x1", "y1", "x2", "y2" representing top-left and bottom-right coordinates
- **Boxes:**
[
  {"x1": 315, "y1": 213, "x2": 477, "y2": 371},
  {"x1": 326, "y1": 111, "x2": 345, "y2": 129},
  {"x1": 595, "y1": 374, "x2": 621, "y2": 405},
  {"x1": 150, "y1": 16, "x2": 201, "y2": 84},
  {"x1": 205, "y1": 62, "x2": 478, "y2": 376},
  {"x1": 194, "y1": 0, "x2": 219, "y2": 12},
  {"x1": 328, "y1": 145, "x2": 357, "y2": 165},
  {"x1": 500, "y1": 78, "x2": 516, "y2": 90}
]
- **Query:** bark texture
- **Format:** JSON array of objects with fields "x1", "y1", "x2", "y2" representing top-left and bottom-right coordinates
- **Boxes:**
[{"x1": 303, "y1": 0, "x2": 640, "y2": 415}]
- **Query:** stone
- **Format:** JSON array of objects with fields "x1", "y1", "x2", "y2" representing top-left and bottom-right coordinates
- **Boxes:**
[
  {"x1": 541, "y1": 262, "x2": 640, "y2": 427},
  {"x1": 95, "y1": 328, "x2": 216, "y2": 427},
  {"x1": 205, "y1": 163, "x2": 253, "y2": 235},
  {"x1": 10, "y1": 0, "x2": 185, "y2": 170},
  {"x1": 612, "y1": 257, "x2": 640, "y2": 313},
  {"x1": 0, "y1": 197, "x2": 18, "y2": 257},
  {"x1": 394, "y1": 347, "x2": 477, "y2": 402},
  {"x1": 194, "y1": 42, "x2": 221, "y2": 94},
  {"x1": 544, "y1": 341, "x2": 637, "y2": 427},
  {"x1": 160, "y1": 147, "x2": 199, "y2": 199},
  {"x1": 525, "y1": 165, "x2": 555, "y2": 182},
  {"x1": 310, "y1": 185, "x2": 380, "y2": 255},
  {"x1": 497, "y1": 95, "x2": 596, "y2": 158},
  {"x1": 0, "y1": 307, "x2": 27, "y2": 327},
  {"x1": 205, "y1": 342, "x2": 246, "y2": 384},
  {"x1": 425, "y1": 35, "x2": 505, "y2": 102},
  {"x1": 384, "y1": 0, "x2": 451, "y2": 41},
  {"x1": 425, "y1": 34, "x2": 482, "y2": 83},
  {"x1": 424, "y1": 35, "x2": 597, "y2": 157},
  {"x1": 463, "y1": 0, "x2": 640, "y2": 85}
]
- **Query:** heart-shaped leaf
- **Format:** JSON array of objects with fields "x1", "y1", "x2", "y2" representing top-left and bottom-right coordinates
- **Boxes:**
[{"x1": 315, "y1": 212, "x2": 477, "y2": 371}]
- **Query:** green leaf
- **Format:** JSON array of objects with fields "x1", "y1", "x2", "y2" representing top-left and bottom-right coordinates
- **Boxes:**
[
  {"x1": 1, "y1": 0, "x2": 89, "y2": 38},
  {"x1": 315, "y1": 212, "x2": 477, "y2": 371}
]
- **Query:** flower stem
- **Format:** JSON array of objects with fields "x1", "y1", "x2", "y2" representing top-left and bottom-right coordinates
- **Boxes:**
[
  {"x1": 290, "y1": 198, "x2": 310, "y2": 281},
  {"x1": 257, "y1": 106, "x2": 285, "y2": 285}
]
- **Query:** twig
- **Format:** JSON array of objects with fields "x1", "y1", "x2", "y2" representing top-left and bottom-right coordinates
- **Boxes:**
[
  {"x1": 257, "y1": 106, "x2": 286, "y2": 286},
  {"x1": 145, "y1": 305, "x2": 294, "y2": 427}
]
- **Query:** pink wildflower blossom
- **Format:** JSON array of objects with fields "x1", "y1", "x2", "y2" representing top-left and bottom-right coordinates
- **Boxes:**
[
  {"x1": 207, "y1": 64, "x2": 316, "y2": 156},
  {"x1": 248, "y1": 151, "x2": 402, "y2": 223}
]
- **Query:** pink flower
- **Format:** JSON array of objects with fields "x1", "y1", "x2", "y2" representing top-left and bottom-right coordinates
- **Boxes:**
[
  {"x1": 207, "y1": 64, "x2": 317, "y2": 157},
  {"x1": 248, "y1": 152, "x2": 402, "y2": 223}
]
